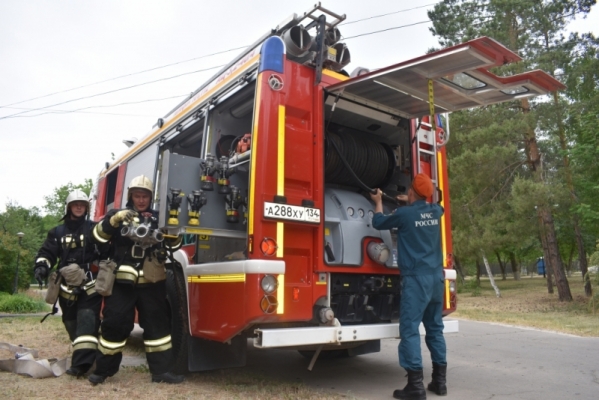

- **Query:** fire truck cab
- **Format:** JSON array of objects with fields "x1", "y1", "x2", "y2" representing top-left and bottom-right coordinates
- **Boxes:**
[{"x1": 91, "y1": 4, "x2": 563, "y2": 372}]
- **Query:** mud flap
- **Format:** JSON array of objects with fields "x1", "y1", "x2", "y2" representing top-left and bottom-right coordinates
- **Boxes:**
[{"x1": 187, "y1": 334, "x2": 246, "y2": 372}]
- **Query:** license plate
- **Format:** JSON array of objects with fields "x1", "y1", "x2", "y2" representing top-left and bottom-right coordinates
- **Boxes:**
[{"x1": 263, "y1": 202, "x2": 320, "y2": 224}]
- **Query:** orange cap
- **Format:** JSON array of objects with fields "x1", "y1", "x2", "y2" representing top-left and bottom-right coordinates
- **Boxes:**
[{"x1": 412, "y1": 173, "x2": 434, "y2": 198}]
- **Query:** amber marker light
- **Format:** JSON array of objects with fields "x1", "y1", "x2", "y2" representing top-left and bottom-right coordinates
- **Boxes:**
[
  {"x1": 260, "y1": 237, "x2": 278, "y2": 256},
  {"x1": 260, "y1": 295, "x2": 278, "y2": 314}
]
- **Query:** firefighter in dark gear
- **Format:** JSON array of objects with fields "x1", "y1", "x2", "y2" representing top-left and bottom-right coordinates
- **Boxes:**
[
  {"x1": 88, "y1": 175, "x2": 184, "y2": 385},
  {"x1": 370, "y1": 173, "x2": 447, "y2": 400},
  {"x1": 33, "y1": 189, "x2": 102, "y2": 377}
]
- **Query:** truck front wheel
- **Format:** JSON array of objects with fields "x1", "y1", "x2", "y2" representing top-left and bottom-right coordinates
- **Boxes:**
[{"x1": 166, "y1": 262, "x2": 190, "y2": 374}]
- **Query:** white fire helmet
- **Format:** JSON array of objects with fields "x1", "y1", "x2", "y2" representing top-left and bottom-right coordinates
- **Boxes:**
[
  {"x1": 127, "y1": 175, "x2": 154, "y2": 203},
  {"x1": 65, "y1": 189, "x2": 90, "y2": 215}
]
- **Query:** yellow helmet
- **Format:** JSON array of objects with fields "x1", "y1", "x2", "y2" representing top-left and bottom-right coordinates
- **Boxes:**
[{"x1": 127, "y1": 175, "x2": 153, "y2": 202}]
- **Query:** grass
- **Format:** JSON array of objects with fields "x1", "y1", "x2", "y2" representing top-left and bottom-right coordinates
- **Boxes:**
[
  {"x1": 0, "y1": 290, "x2": 48, "y2": 313},
  {"x1": 0, "y1": 316, "x2": 344, "y2": 400},
  {"x1": 453, "y1": 274, "x2": 599, "y2": 337}
]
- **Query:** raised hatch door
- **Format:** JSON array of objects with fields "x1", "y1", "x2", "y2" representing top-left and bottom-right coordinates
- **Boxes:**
[{"x1": 325, "y1": 36, "x2": 565, "y2": 119}]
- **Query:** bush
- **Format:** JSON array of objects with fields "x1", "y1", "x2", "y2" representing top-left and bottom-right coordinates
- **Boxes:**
[{"x1": 0, "y1": 292, "x2": 47, "y2": 313}]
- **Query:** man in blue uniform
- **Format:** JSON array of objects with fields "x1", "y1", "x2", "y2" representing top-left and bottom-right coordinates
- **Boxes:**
[{"x1": 371, "y1": 173, "x2": 447, "y2": 400}]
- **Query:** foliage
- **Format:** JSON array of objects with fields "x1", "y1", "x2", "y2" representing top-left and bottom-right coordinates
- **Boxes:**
[
  {"x1": 0, "y1": 203, "x2": 46, "y2": 293},
  {"x1": 0, "y1": 179, "x2": 92, "y2": 293},
  {"x1": 428, "y1": 1, "x2": 598, "y2": 287},
  {"x1": 0, "y1": 292, "x2": 47, "y2": 313}
]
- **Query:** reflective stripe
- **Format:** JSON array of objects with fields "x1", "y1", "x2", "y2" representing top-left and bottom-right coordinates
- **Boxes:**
[
  {"x1": 59, "y1": 285, "x2": 77, "y2": 301},
  {"x1": 144, "y1": 335, "x2": 172, "y2": 353},
  {"x1": 84, "y1": 280, "x2": 97, "y2": 295},
  {"x1": 98, "y1": 336, "x2": 127, "y2": 355},
  {"x1": 115, "y1": 265, "x2": 139, "y2": 283},
  {"x1": 93, "y1": 224, "x2": 111, "y2": 243},
  {"x1": 59, "y1": 290, "x2": 77, "y2": 301},
  {"x1": 168, "y1": 236, "x2": 183, "y2": 250},
  {"x1": 61, "y1": 234, "x2": 86, "y2": 248},
  {"x1": 73, "y1": 335, "x2": 98, "y2": 351},
  {"x1": 35, "y1": 258, "x2": 51, "y2": 268}
]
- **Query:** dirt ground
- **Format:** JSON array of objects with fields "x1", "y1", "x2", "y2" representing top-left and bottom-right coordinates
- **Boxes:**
[{"x1": 0, "y1": 317, "x2": 342, "y2": 400}]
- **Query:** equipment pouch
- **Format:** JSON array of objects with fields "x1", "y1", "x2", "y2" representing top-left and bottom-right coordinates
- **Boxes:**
[
  {"x1": 60, "y1": 263, "x2": 86, "y2": 287},
  {"x1": 96, "y1": 260, "x2": 117, "y2": 296},
  {"x1": 45, "y1": 271, "x2": 61, "y2": 305},
  {"x1": 142, "y1": 253, "x2": 166, "y2": 283}
]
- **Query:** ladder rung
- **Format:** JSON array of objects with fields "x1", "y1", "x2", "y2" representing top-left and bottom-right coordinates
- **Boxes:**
[{"x1": 418, "y1": 149, "x2": 435, "y2": 155}]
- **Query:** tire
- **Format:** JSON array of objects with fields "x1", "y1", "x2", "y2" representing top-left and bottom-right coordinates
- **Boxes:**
[{"x1": 166, "y1": 262, "x2": 189, "y2": 374}]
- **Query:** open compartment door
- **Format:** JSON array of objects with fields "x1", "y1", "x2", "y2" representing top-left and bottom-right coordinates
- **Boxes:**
[{"x1": 325, "y1": 37, "x2": 565, "y2": 119}]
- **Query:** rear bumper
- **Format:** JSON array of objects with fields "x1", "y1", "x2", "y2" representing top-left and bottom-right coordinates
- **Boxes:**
[{"x1": 254, "y1": 319, "x2": 459, "y2": 349}]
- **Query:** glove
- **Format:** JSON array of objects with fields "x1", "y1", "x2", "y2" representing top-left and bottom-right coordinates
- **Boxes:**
[
  {"x1": 34, "y1": 264, "x2": 49, "y2": 281},
  {"x1": 109, "y1": 209, "x2": 138, "y2": 228}
]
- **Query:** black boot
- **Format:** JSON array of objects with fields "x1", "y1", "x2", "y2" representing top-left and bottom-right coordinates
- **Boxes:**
[
  {"x1": 427, "y1": 363, "x2": 447, "y2": 396},
  {"x1": 393, "y1": 369, "x2": 426, "y2": 400},
  {"x1": 151, "y1": 371, "x2": 185, "y2": 384},
  {"x1": 88, "y1": 373, "x2": 107, "y2": 385},
  {"x1": 66, "y1": 366, "x2": 85, "y2": 377}
]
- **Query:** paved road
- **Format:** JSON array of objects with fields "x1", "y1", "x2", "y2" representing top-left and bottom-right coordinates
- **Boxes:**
[
  {"x1": 242, "y1": 319, "x2": 599, "y2": 400},
  {"x1": 7, "y1": 295, "x2": 598, "y2": 399}
]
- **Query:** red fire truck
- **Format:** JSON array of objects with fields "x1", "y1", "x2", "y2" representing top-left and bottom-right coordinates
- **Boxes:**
[{"x1": 91, "y1": 3, "x2": 563, "y2": 372}]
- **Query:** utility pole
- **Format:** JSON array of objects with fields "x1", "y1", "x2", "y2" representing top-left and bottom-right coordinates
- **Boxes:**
[{"x1": 12, "y1": 232, "x2": 25, "y2": 295}]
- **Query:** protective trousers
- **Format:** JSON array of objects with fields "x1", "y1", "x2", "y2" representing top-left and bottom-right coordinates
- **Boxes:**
[
  {"x1": 398, "y1": 274, "x2": 446, "y2": 370},
  {"x1": 59, "y1": 289, "x2": 102, "y2": 372},
  {"x1": 95, "y1": 281, "x2": 174, "y2": 377}
]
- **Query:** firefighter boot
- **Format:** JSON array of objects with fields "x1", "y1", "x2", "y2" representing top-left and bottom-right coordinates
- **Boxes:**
[
  {"x1": 393, "y1": 369, "x2": 426, "y2": 400},
  {"x1": 66, "y1": 366, "x2": 85, "y2": 377},
  {"x1": 88, "y1": 373, "x2": 106, "y2": 385},
  {"x1": 151, "y1": 371, "x2": 185, "y2": 384},
  {"x1": 427, "y1": 363, "x2": 447, "y2": 396}
]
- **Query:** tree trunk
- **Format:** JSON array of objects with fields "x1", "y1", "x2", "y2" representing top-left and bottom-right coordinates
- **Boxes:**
[
  {"x1": 495, "y1": 251, "x2": 507, "y2": 280},
  {"x1": 552, "y1": 90, "x2": 592, "y2": 297},
  {"x1": 453, "y1": 255, "x2": 466, "y2": 285},
  {"x1": 475, "y1": 259, "x2": 481, "y2": 286},
  {"x1": 509, "y1": 251, "x2": 520, "y2": 280},
  {"x1": 538, "y1": 207, "x2": 573, "y2": 301},
  {"x1": 482, "y1": 252, "x2": 501, "y2": 297},
  {"x1": 522, "y1": 97, "x2": 571, "y2": 301},
  {"x1": 576, "y1": 224, "x2": 592, "y2": 296},
  {"x1": 538, "y1": 214, "x2": 554, "y2": 294},
  {"x1": 567, "y1": 243, "x2": 575, "y2": 277}
]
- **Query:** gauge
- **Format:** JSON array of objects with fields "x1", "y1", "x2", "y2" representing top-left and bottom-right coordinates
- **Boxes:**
[
  {"x1": 368, "y1": 210, "x2": 374, "y2": 219},
  {"x1": 347, "y1": 207, "x2": 354, "y2": 217},
  {"x1": 358, "y1": 208, "x2": 365, "y2": 218}
]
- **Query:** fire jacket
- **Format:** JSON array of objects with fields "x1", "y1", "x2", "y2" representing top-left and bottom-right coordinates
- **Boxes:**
[{"x1": 34, "y1": 217, "x2": 98, "y2": 273}]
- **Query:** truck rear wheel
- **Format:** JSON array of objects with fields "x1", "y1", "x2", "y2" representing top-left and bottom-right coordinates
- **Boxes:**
[{"x1": 166, "y1": 263, "x2": 190, "y2": 374}]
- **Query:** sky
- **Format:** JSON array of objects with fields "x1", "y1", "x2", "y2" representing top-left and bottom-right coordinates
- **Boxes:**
[{"x1": 1, "y1": 0, "x2": 598, "y2": 213}]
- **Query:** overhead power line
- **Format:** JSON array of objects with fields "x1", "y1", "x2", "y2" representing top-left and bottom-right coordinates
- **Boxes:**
[
  {"x1": 0, "y1": 65, "x2": 224, "y2": 120},
  {"x1": 3, "y1": 94, "x2": 189, "y2": 118},
  {"x1": 0, "y1": 47, "x2": 246, "y2": 109},
  {"x1": 343, "y1": 20, "x2": 431, "y2": 40},
  {"x1": 1, "y1": 6, "x2": 440, "y2": 121},
  {"x1": 340, "y1": 3, "x2": 436, "y2": 26}
]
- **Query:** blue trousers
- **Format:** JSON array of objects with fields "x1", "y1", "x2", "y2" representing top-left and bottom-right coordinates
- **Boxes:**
[{"x1": 398, "y1": 274, "x2": 446, "y2": 370}]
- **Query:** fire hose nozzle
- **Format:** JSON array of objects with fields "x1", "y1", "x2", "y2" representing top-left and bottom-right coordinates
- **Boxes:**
[{"x1": 134, "y1": 224, "x2": 149, "y2": 238}]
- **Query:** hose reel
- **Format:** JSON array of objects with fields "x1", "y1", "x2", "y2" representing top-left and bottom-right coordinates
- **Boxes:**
[{"x1": 325, "y1": 128, "x2": 395, "y2": 191}]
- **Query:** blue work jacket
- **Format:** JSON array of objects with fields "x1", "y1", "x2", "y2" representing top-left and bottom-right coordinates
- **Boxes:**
[{"x1": 372, "y1": 200, "x2": 444, "y2": 276}]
